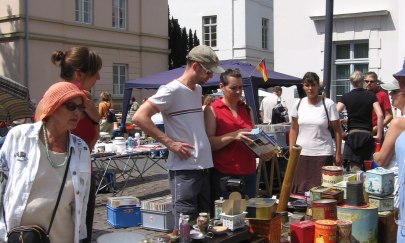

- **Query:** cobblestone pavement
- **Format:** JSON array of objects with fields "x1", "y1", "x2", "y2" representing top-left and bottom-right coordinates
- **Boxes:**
[{"x1": 91, "y1": 159, "x2": 172, "y2": 242}]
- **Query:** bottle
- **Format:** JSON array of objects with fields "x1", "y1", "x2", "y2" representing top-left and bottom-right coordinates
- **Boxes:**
[
  {"x1": 135, "y1": 132, "x2": 141, "y2": 147},
  {"x1": 179, "y1": 214, "x2": 191, "y2": 243},
  {"x1": 127, "y1": 137, "x2": 133, "y2": 151},
  {"x1": 214, "y1": 197, "x2": 225, "y2": 219}
]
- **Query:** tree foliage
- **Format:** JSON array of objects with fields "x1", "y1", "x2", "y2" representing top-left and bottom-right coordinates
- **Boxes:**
[{"x1": 169, "y1": 13, "x2": 200, "y2": 69}]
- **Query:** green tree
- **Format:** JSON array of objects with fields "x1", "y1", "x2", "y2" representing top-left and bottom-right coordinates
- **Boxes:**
[{"x1": 168, "y1": 13, "x2": 200, "y2": 69}]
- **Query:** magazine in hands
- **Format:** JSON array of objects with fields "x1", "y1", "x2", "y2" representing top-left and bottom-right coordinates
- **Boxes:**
[{"x1": 243, "y1": 128, "x2": 279, "y2": 161}]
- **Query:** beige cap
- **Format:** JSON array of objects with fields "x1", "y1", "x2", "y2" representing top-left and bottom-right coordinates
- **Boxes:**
[
  {"x1": 381, "y1": 80, "x2": 400, "y2": 91},
  {"x1": 186, "y1": 45, "x2": 225, "y2": 74}
]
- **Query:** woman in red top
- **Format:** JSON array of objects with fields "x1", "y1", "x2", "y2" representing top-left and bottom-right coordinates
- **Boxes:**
[
  {"x1": 204, "y1": 68, "x2": 256, "y2": 201},
  {"x1": 35, "y1": 46, "x2": 102, "y2": 243}
]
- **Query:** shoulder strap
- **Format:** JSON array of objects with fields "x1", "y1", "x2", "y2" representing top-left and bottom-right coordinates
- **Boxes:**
[
  {"x1": 297, "y1": 98, "x2": 302, "y2": 111},
  {"x1": 47, "y1": 147, "x2": 72, "y2": 234},
  {"x1": 322, "y1": 97, "x2": 330, "y2": 122}
]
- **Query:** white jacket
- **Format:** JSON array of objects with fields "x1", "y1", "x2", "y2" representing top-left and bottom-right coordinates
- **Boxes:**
[{"x1": 0, "y1": 122, "x2": 91, "y2": 243}]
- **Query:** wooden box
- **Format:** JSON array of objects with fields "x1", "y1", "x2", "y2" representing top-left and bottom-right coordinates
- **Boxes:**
[
  {"x1": 378, "y1": 210, "x2": 397, "y2": 243},
  {"x1": 248, "y1": 215, "x2": 281, "y2": 243}
]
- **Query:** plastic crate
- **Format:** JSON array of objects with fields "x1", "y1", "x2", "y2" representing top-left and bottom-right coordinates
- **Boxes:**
[
  {"x1": 141, "y1": 209, "x2": 174, "y2": 232},
  {"x1": 219, "y1": 212, "x2": 247, "y2": 231},
  {"x1": 106, "y1": 205, "x2": 141, "y2": 228}
]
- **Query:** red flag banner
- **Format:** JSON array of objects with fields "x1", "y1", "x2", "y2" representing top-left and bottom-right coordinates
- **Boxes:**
[{"x1": 256, "y1": 59, "x2": 268, "y2": 82}]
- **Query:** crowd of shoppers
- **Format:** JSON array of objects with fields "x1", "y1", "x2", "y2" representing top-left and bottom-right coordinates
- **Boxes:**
[{"x1": 3, "y1": 41, "x2": 405, "y2": 242}]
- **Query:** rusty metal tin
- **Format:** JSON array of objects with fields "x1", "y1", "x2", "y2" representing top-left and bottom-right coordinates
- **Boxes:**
[
  {"x1": 346, "y1": 181, "x2": 364, "y2": 206},
  {"x1": 312, "y1": 199, "x2": 337, "y2": 220}
]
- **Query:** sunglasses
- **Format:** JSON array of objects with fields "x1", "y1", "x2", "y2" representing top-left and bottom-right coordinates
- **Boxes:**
[
  {"x1": 198, "y1": 63, "x2": 213, "y2": 75},
  {"x1": 64, "y1": 102, "x2": 85, "y2": 112},
  {"x1": 364, "y1": 80, "x2": 376, "y2": 84}
]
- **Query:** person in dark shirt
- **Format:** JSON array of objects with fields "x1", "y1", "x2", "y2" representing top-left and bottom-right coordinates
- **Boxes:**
[{"x1": 337, "y1": 71, "x2": 383, "y2": 171}]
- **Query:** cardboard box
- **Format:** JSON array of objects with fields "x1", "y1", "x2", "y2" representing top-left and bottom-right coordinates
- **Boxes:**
[
  {"x1": 141, "y1": 209, "x2": 174, "y2": 232},
  {"x1": 108, "y1": 196, "x2": 139, "y2": 208},
  {"x1": 378, "y1": 211, "x2": 397, "y2": 243},
  {"x1": 106, "y1": 205, "x2": 141, "y2": 228},
  {"x1": 248, "y1": 215, "x2": 281, "y2": 243},
  {"x1": 246, "y1": 198, "x2": 277, "y2": 220},
  {"x1": 369, "y1": 195, "x2": 394, "y2": 212},
  {"x1": 290, "y1": 220, "x2": 315, "y2": 243}
]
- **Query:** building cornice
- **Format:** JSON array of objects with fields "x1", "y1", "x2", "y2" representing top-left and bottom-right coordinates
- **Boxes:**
[
  {"x1": 0, "y1": 14, "x2": 168, "y2": 40},
  {"x1": 310, "y1": 10, "x2": 389, "y2": 21}
]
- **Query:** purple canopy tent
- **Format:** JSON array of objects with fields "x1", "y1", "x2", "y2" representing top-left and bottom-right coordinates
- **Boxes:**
[{"x1": 121, "y1": 60, "x2": 302, "y2": 129}]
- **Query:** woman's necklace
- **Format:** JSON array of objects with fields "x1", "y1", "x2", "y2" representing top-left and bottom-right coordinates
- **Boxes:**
[{"x1": 42, "y1": 123, "x2": 70, "y2": 168}]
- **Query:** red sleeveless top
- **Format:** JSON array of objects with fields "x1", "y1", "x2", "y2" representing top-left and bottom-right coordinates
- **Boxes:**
[{"x1": 211, "y1": 98, "x2": 256, "y2": 175}]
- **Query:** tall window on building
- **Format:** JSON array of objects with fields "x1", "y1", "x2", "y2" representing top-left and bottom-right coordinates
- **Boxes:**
[
  {"x1": 75, "y1": 0, "x2": 92, "y2": 24},
  {"x1": 332, "y1": 42, "x2": 369, "y2": 101},
  {"x1": 113, "y1": 64, "x2": 127, "y2": 95},
  {"x1": 112, "y1": 0, "x2": 126, "y2": 29},
  {"x1": 203, "y1": 16, "x2": 217, "y2": 47},
  {"x1": 262, "y1": 18, "x2": 269, "y2": 49}
]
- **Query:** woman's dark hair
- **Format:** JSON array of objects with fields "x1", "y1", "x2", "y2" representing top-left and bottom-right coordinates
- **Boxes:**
[
  {"x1": 51, "y1": 46, "x2": 102, "y2": 81},
  {"x1": 302, "y1": 72, "x2": 320, "y2": 85},
  {"x1": 220, "y1": 68, "x2": 242, "y2": 85}
]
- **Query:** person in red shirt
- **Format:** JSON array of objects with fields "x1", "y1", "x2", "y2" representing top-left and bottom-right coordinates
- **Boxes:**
[
  {"x1": 365, "y1": 71, "x2": 393, "y2": 136},
  {"x1": 204, "y1": 68, "x2": 256, "y2": 202}
]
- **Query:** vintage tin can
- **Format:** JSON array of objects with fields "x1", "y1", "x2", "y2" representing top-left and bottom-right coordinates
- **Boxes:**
[
  {"x1": 312, "y1": 199, "x2": 337, "y2": 220},
  {"x1": 368, "y1": 195, "x2": 394, "y2": 212},
  {"x1": 337, "y1": 204, "x2": 378, "y2": 243},
  {"x1": 321, "y1": 188, "x2": 344, "y2": 204},
  {"x1": 365, "y1": 167, "x2": 395, "y2": 197},
  {"x1": 346, "y1": 181, "x2": 364, "y2": 206},
  {"x1": 290, "y1": 220, "x2": 315, "y2": 243},
  {"x1": 314, "y1": 219, "x2": 337, "y2": 243},
  {"x1": 336, "y1": 219, "x2": 352, "y2": 243},
  {"x1": 310, "y1": 186, "x2": 330, "y2": 201},
  {"x1": 322, "y1": 166, "x2": 344, "y2": 188}
]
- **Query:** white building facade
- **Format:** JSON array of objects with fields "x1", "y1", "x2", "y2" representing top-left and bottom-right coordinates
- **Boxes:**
[
  {"x1": 168, "y1": 0, "x2": 274, "y2": 67},
  {"x1": 0, "y1": 0, "x2": 168, "y2": 110},
  {"x1": 274, "y1": 0, "x2": 405, "y2": 102}
]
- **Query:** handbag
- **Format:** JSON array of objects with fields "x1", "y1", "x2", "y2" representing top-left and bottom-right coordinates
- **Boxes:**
[
  {"x1": 106, "y1": 103, "x2": 117, "y2": 123},
  {"x1": 5, "y1": 148, "x2": 72, "y2": 243}
]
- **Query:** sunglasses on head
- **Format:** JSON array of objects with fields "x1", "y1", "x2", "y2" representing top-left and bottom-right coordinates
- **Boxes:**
[
  {"x1": 198, "y1": 63, "x2": 213, "y2": 75},
  {"x1": 389, "y1": 90, "x2": 401, "y2": 95},
  {"x1": 64, "y1": 102, "x2": 85, "y2": 112},
  {"x1": 364, "y1": 80, "x2": 376, "y2": 84}
]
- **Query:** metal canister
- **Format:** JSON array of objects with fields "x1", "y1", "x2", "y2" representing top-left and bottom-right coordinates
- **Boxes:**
[
  {"x1": 336, "y1": 219, "x2": 352, "y2": 243},
  {"x1": 346, "y1": 181, "x2": 364, "y2": 206},
  {"x1": 312, "y1": 199, "x2": 337, "y2": 220}
]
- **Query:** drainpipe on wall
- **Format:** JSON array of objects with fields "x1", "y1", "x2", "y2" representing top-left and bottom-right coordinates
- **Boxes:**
[
  {"x1": 24, "y1": 0, "x2": 29, "y2": 88},
  {"x1": 323, "y1": 0, "x2": 333, "y2": 98}
]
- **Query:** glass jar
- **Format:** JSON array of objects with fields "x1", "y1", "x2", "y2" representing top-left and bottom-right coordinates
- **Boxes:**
[
  {"x1": 196, "y1": 212, "x2": 210, "y2": 235},
  {"x1": 179, "y1": 214, "x2": 191, "y2": 243}
]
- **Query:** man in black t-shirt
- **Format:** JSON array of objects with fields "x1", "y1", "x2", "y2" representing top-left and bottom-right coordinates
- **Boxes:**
[{"x1": 336, "y1": 71, "x2": 383, "y2": 171}]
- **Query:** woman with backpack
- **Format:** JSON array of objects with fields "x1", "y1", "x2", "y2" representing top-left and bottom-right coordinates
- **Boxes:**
[
  {"x1": 99, "y1": 91, "x2": 114, "y2": 135},
  {"x1": 289, "y1": 72, "x2": 342, "y2": 194}
]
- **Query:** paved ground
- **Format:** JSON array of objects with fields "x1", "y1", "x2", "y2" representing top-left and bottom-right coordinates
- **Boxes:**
[{"x1": 91, "y1": 158, "x2": 172, "y2": 242}]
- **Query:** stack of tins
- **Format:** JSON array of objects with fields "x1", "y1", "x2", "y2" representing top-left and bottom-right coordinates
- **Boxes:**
[{"x1": 321, "y1": 166, "x2": 344, "y2": 188}]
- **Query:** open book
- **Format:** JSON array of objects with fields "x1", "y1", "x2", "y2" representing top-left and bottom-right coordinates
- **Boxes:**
[{"x1": 243, "y1": 128, "x2": 279, "y2": 161}]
